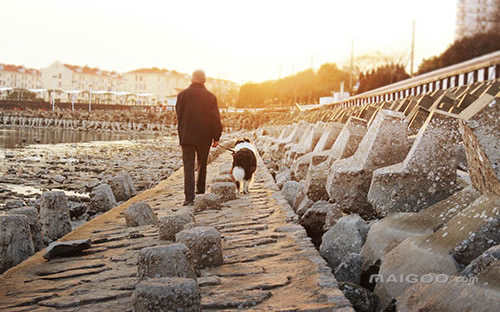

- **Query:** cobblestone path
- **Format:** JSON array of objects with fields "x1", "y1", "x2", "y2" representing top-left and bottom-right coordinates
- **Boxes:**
[{"x1": 0, "y1": 152, "x2": 352, "y2": 311}]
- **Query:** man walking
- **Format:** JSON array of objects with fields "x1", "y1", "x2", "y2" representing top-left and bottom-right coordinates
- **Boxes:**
[{"x1": 176, "y1": 70, "x2": 223, "y2": 205}]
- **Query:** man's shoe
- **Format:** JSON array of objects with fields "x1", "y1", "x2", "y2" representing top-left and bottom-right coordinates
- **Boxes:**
[
  {"x1": 183, "y1": 200, "x2": 194, "y2": 206},
  {"x1": 196, "y1": 190, "x2": 205, "y2": 194}
]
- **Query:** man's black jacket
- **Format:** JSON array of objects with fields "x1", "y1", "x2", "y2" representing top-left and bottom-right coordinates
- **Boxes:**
[{"x1": 175, "y1": 83, "x2": 223, "y2": 146}]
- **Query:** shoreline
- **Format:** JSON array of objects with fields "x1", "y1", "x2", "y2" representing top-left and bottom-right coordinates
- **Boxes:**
[{"x1": 0, "y1": 135, "x2": 183, "y2": 229}]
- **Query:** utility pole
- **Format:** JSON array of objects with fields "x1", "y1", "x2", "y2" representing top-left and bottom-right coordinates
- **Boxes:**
[{"x1": 410, "y1": 19, "x2": 416, "y2": 76}]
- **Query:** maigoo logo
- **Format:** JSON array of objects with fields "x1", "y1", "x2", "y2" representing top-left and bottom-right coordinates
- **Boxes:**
[{"x1": 369, "y1": 274, "x2": 478, "y2": 284}]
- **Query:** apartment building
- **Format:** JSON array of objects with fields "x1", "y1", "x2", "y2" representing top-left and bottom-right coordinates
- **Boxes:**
[
  {"x1": 0, "y1": 64, "x2": 42, "y2": 90},
  {"x1": 456, "y1": 0, "x2": 500, "y2": 39},
  {"x1": 1, "y1": 60, "x2": 238, "y2": 105},
  {"x1": 122, "y1": 68, "x2": 191, "y2": 105}
]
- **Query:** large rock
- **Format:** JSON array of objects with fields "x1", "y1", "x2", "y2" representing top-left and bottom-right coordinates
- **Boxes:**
[
  {"x1": 39, "y1": 191, "x2": 72, "y2": 242},
  {"x1": 304, "y1": 117, "x2": 367, "y2": 202},
  {"x1": 9, "y1": 207, "x2": 45, "y2": 251},
  {"x1": 368, "y1": 111, "x2": 460, "y2": 216},
  {"x1": 459, "y1": 89, "x2": 500, "y2": 183},
  {"x1": 292, "y1": 122, "x2": 344, "y2": 181},
  {"x1": 108, "y1": 173, "x2": 136, "y2": 201},
  {"x1": 194, "y1": 193, "x2": 221, "y2": 212},
  {"x1": 123, "y1": 201, "x2": 157, "y2": 227},
  {"x1": 137, "y1": 243, "x2": 197, "y2": 280},
  {"x1": 334, "y1": 253, "x2": 362, "y2": 285},
  {"x1": 176, "y1": 226, "x2": 223, "y2": 269},
  {"x1": 295, "y1": 195, "x2": 313, "y2": 217},
  {"x1": 374, "y1": 195, "x2": 500, "y2": 310},
  {"x1": 299, "y1": 200, "x2": 342, "y2": 244},
  {"x1": 43, "y1": 239, "x2": 91, "y2": 260},
  {"x1": 320, "y1": 214, "x2": 369, "y2": 271},
  {"x1": 281, "y1": 181, "x2": 305, "y2": 210},
  {"x1": 158, "y1": 210, "x2": 195, "y2": 241},
  {"x1": 88, "y1": 184, "x2": 117, "y2": 214},
  {"x1": 361, "y1": 186, "x2": 481, "y2": 271},
  {"x1": 285, "y1": 123, "x2": 323, "y2": 166},
  {"x1": 275, "y1": 168, "x2": 292, "y2": 189},
  {"x1": 210, "y1": 182, "x2": 237, "y2": 201},
  {"x1": 132, "y1": 277, "x2": 201, "y2": 312},
  {"x1": 339, "y1": 282, "x2": 378, "y2": 312},
  {"x1": 0, "y1": 215, "x2": 34, "y2": 273},
  {"x1": 397, "y1": 274, "x2": 500, "y2": 312},
  {"x1": 461, "y1": 244, "x2": 500, "y2": 278},
  {"x1": 326, "y1": 110, "x2": 409, "y2": 218}
]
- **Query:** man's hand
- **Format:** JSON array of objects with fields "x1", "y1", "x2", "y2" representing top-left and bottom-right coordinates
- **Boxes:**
[{"x1": 212, "y1": 140, "x2": 219, "y2": 148}]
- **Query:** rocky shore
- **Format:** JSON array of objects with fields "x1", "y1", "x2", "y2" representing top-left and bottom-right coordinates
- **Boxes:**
[{"x1": 0, "y1": 137, "x2": 183, "y2": 227}]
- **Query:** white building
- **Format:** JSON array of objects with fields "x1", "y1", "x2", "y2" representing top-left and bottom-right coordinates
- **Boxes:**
[
  {"x1": 0, "y1": 63, "x2": 41, "y2": 90},
  {"x1": 0, "y1": 61, "x2": 239, "y2": 106},
  {"x1": 456, "y1": 0, "x2": 500, "y2": 39},
  {"x1": 122, "y1": 68, "x2": 191, "y2": 105}
]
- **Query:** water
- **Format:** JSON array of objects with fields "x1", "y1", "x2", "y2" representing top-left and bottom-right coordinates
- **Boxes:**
[{"x1": 0, "y1": 126, "x2": 157, "y2": 149}]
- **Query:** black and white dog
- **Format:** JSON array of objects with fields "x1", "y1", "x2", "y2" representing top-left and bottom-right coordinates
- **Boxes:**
[{"x1": 231, "y1": 139, "x2": 257, "y2": 194}]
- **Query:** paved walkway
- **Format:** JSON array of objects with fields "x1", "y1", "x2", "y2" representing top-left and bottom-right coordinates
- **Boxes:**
[{"x1": 0, "y1": 152, "x2": 352, "y2": 311}]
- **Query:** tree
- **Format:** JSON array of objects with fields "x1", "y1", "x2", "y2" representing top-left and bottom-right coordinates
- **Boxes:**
[
  {"x1": 237, "y1": 64, "x2": 350, "y2": 108},
  {"x1": 417, "y1": 31, "x2": 500, "y2": 75},
  {"x1": 356, "y1": 64, "x2": 410, "y2": 94}
]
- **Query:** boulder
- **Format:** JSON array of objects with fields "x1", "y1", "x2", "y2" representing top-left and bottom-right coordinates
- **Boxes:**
[
  {"x1": 295, "y1": 195, "x2": 313, "y2": 217},
  {"x1": 43, "y1": 239, "x2": 91, "y2": 260},
  {"x1": 361, "y1": 186, "x2": 481, "y2": 271},
  {"x1": 212, "y1": 174, "x2": 234, "y2": 183},
  {"x1": 194, "y1": 193, "x2": 222, "y2": 212},
  {"x1": 176, "y1": 226, "x2": 223, "y2": 269},
  {"x1": 459, "y1": 89, "x2": 500, "y2": 182},
  {"x1": 281, "y1": 181, "x2": 305, "y2": 210},
  {"x1": 4, "y1": 199, "x2": 26, "y2": 210},
  {"x1": 0, "y1": 215, "x2": 34, "y2": 273},
  {"x1": 368, "y1": 111, "x2": 460, "y2": 216},
  {"x1": 292, "y1": 122, "x2": 345, "y2": 181},
  {"x1": 158, "y1": 211, "x2": 195, "y2": 241},
  {"x1": 88, "y1": 184, "x2": 117, "y2": 214},
  {"x1": 210, "y1": 182, "x2": 237, "y2": 202},
  {"x1": 461, "y1": 244, "x2": 500, "y2": 278},
  {"x1": 299, "y1": 200, "x2": 341, "y2": 244},
  {"x1": 304, "y1": 117, "x2": 367, "y2": 202},
  {"x1": 132, "y1": 277, "x2": 201, "y2": 312},
  {"x1": 326, "y1": 110, "x2": 409, "y2": 218},
  {"x1": 123, "y1": 201, "x2": 157, "y2": 227},
  {"x1": 137, "y1": 243, "x2": 197, "y2": 280},
  {"x1": 39, "y1": 191, "x2": 72, "y2": 242},
  {"x1": 397, "y1": 274, "x2": 500, "y2": 312},
  {"x1": 69, "y1": 202, "x2": 87, "y2": 220},
  {"x1": 275, "y1": 168, "x2": 292, "y2": 189},
  {"x1": 9, "y1": 207, "x2": 45, "y2": 252},
  {"x1": 374, "y1": 195, "x2": 500, "y2": 310},
  {"x1": 108, "y1": 173, "x2": 136, "y2": 201},
  {"x1": 339, "y1": 282, "x2": 378, "y2": 312},
  {"x1": 334, "y1": 253, "x2": 362, "y2": 285},
  {"x1": 320, "y1": 214, "x2": 369, "y2": 270}
]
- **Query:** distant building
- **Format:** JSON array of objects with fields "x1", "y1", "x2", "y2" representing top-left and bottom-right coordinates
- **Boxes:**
[
  {"x1": 122, "y1": 68, "x2": 190, "y2": 105},
  {"x1": 3, "y1": 61, "x2": 239, "y2": 106},
  {"x1": 0, "y1": 63, "x2": 41, "y2": 90},
  {"x1": 456, "y1": 0, "x2": 500, "y2": 39}
]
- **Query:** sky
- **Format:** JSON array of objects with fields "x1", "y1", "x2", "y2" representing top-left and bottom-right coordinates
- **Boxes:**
[{"x1": 0, "y1": 0, "x2": 457, "y2": 84}]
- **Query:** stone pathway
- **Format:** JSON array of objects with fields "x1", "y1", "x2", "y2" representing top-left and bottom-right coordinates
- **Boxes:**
[{"x1": 0, "y1": 152, "x2": 352, "y2": 311}]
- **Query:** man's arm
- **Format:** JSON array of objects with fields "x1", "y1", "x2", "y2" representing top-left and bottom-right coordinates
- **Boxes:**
[
  {"x1": 211, "y1": 95, "x2": 223, "y2": 143},
  {"x1": 175, "y1": 93, "x2": 183, "y2": 134}
]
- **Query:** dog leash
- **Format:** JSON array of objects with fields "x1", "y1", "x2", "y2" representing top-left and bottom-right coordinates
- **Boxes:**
[{"x1": 219, "y1": 145, "x2": 235, "y2": 154}]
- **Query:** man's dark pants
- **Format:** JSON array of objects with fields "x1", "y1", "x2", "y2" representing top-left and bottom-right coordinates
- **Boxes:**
[{"x1": 181, "y1": 143, "x2": 211, "y2": 202}]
